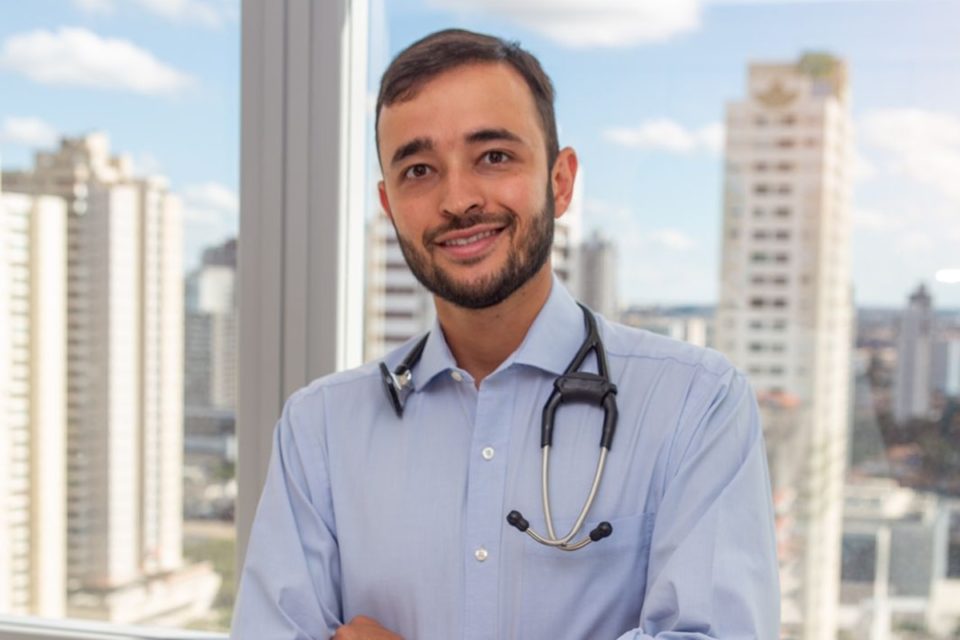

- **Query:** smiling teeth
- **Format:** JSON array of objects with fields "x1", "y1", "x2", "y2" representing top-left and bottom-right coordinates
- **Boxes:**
[{"x1": 444, "y1": 229, "x2": 498, "y2": 246}]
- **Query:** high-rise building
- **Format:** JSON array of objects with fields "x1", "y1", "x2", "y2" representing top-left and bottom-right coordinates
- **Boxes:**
[
  {"x1": 363, "y1": 213, "x2": 436, "y2": 361},
  {"x1": 0, "y1": 176, "x2": 69, "y2": 617},
  {"x1": 576, "y1": 230, "x2": 618, "y2": 319},
  {"x1": 364, "y1": 174, "x2": 584, "y2": 361},
  {"x1": 716, "y1": 54, "x2": 854, "y2": 639},
  {"x1": 184, "y1": 238, "x2": 238, "y2": 463},
  {"x1": 894, "y1": 284, "x2": 935, "y2": 422},
  {"x1": 2, "y1": 134, "x2": 218, "y2": 624},
  {"x1": 933, "y1": 337, "x2": 960, "y2": 399}
]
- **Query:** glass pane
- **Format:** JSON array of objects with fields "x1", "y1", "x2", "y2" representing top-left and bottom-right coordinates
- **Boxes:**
[
  {"x1": 1, "y1": 0, "x2": 238, "y2": 630},
  {"x1": 365, "y1": 2, "x2": 960, "y2": 638}
]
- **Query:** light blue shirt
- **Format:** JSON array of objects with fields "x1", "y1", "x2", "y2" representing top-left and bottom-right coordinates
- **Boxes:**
[{"x1": 232, "y1": 278, "x2": 780, "y2": 639}]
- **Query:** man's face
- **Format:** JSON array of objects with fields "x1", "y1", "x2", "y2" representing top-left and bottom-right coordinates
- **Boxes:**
[{"x1": 377, "y1": 63, "x2": 566, "y2": 309}]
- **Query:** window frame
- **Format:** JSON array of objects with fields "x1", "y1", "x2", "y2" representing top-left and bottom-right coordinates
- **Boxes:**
[{"x1": 0, "y1": 0, "x2": 366, "y2": 637}]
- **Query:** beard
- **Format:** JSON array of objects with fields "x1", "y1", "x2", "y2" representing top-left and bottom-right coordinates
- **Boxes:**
[{"x1": 392, "y1": 184, "x2": 555, "y2": 310}]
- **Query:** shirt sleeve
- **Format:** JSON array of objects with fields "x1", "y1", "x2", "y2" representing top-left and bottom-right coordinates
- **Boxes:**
[
  {"x1": 231, "y1": 389, "x2": 343, "y2": 640},
  {"x1": 616, "y1": 369, "x2": 781, "y2": 639}
]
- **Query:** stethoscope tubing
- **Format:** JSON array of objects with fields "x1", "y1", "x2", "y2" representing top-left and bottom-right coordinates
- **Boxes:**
[{"x1": 381, "y1": 303, "x2": 618, "y2": 552}]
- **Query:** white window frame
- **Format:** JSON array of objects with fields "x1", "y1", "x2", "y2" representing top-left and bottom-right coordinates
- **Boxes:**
[
  {"x1": 0, "y1": 1, "x2": 366, "y2": 638},
  {"x1": 236, "y1": 0, "x2": 367, "y2": 571}
]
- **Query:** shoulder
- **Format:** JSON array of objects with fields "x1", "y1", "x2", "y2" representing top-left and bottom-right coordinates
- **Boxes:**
[
  {"x1": 596, "y1": 314, "x2": 738, "y2": 380},
  {"x1": 593, "y1": 314, "x2": 753, "y2": 427},
  {"x1": 279, "y1": 336, "x2": 426, "y2": 429}
]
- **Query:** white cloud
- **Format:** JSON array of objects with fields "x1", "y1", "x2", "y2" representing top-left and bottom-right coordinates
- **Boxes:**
[
  {"x1": 427, "y1": 0, "x2": 701, "y2": 47},
  {"x1": 182, "y1": 182, "x2": 239, "y2": 213},
  {"x1": 853, "y1": 149, "x2": 877, "y2": 183},
  {"x1": 73, "y1": 0, "x2": 115, "y2": 13},
  {"x1": 73, "y1": 0, "x2": 234, "y2": 27},
  {"x1": 583, "y1": 198, "x2": 634, "y2": 229},
  {"x1": 858, "y1": 109, "x2": 960, "y2": 203},
  {"x1": 647, "y1": 228, "x2": 697, "y2": 251},
  {"x1": 852, "y1": 207, "x2": 895, "y2": 232},
  {"x1": 135, "y1": 0, "x2": 224, "y2": 28},
  {"x1": 0, "y1": 116, "x2": 59, "y2": 148},
  {"x1": 180, "y1": 182, "x2": 238, "y2": 268},
  {"x1": 0, "y1": 28, "x2": 194, "y2": 96},
  {"x1": 604, "y1": 118, "x2": 723, "y2": 155},
  {"x1": 935, "y1": 269, "x2": 960, "y2": 284}
]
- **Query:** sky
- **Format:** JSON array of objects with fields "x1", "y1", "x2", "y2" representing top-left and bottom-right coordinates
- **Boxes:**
[{"x1": 1, "y1": 0, "x2": 959, "y2": 307}]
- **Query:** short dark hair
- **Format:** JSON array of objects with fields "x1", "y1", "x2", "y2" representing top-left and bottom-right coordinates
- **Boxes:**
[{"x1": 376, "y1": 28, "x2": 559, "y2": 169}]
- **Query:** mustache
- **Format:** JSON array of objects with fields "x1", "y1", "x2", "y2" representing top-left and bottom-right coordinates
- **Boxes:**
[{"x1": 423, "y1": 210, "x2": 517, "y2": 245}]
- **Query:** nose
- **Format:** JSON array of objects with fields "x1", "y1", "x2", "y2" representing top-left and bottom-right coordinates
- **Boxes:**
[{"x1": 440, "y1": 167, "x2": 485, "y2": 217}]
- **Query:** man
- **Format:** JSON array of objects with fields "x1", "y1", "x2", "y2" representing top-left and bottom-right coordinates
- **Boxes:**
[{"x1": 232, "y1": 29, "x2": 779, "y2": 639}]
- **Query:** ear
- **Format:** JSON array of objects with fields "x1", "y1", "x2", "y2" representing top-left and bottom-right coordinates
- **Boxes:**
[
  {"x1": 550, "y1": 147, "x2": 578, "y2": 219},
  {"x1": 378, "y1": 180, "x2": 394, "y2": 221}
]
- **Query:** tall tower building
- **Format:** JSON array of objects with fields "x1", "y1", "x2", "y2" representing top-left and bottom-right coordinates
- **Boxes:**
[
  {"x1": 364, "y1": 173, "x2": 584, "y2": 361},
  {"x1": 2, "y1": 134, "x2": 218, "y2": 624},
  {"x1": 184, "y1": 238, "x2": 238, "y2": 461},
  {"x1": 716, "y1": 54, "x2": 853, "y2": 639},
  {"x1": 0, "y1": 176, "x2": 69, "y2": 617},
  {"x1": 894, "y1": 284, "x2": 934, "y2": 422},
  {"x1": 576, "y1": 230, "x2": 619, "y2": 319}
]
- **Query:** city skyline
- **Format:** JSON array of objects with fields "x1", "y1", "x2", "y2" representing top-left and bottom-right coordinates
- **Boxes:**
[{"x1": 1, "y1": 1, "x2": 959, "y2": 306}]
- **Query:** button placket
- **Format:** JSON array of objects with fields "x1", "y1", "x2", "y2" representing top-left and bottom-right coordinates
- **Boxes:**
[{"x1": 462, "y1": 376, "x2": 513, "y2": 639}]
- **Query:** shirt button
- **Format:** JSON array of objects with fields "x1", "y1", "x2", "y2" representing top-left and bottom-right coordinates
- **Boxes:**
[
  {"x1": 481, "y1": 447, "x2": 495, "y2": 461},
  {"x1": 474, "y1": 547, "x2": 488, "y2": 562},
  {"x1": 450, "y1": 371, "x2": 463, "y2": 382}
]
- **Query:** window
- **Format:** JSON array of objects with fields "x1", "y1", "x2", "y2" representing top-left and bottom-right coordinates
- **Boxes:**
[
  {"x1": 3, "y1": 2, "x2": 953, "y2": 638},
  {"x1": 0, "y1": 0, "x2": 245, "y2": 634}
]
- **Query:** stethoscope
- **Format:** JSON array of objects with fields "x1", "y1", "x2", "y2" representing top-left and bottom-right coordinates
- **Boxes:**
[{"x1": 379, "y1": 303, "x2": 619, "y2": 552}]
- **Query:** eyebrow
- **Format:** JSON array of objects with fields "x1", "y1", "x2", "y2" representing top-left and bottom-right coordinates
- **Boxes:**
[
  {"x1": 389, "y1": 128, "x2": 526, "y2": 168},
  {"x1": 390, "y1": 137, "x2": 433, "y2": 167},
  {"x1": 465, "y1": 128, "x2": 524, "y2": 146}
]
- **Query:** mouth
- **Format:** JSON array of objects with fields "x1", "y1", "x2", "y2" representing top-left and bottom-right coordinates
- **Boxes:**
[
  {"x1": 433, "y1": 224, "x2": 507, "y2": 261},
  {"x1": 440, "y1": 227, "x2": 503, "y2": 247}
]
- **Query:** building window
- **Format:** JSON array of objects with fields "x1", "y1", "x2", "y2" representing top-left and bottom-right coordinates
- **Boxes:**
[{"x1": 842, "y1": 534, "x2": 877, "y2": 583}]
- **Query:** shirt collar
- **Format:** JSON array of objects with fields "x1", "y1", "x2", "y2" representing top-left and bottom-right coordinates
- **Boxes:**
[
  {"x1": 412, "y1": 274, "x2": 586, "y2": 389},
  {"x1": 507, "y1": 274, "x2": 586, "y2": 377}
]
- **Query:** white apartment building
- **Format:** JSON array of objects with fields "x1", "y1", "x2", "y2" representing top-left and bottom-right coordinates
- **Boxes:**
[
  {"x1": 894, "y1": 284, "x2": 935, "y2": 422},
  {"x1": 840, "y1": 479, "x2": 960, "y2": 638},
  {"x1": 2, "y1": 134, "x2": 218, "y2": 625},
  {"x1": 185, "y1": 239, "x2": 238, "y2": 412},
  {"x1": 577, "y1": 230, "x2": 619, "y2": 320},
  {"x1": 365, "y1": 173, "x2": 583, "y2": 361},
  {"x1": 0, "y1": 180, "x2": 69, "y2": 618},
  {"x1": 716, "y1": 54, "x2": 854, "y2": 640}
]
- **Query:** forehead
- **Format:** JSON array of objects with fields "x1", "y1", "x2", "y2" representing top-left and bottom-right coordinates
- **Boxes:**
[{"x1": 377, "y1": 62, "x2": 545, "y2": 159}]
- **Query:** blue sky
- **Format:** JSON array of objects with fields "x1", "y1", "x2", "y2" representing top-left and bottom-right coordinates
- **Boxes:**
[{"x1": 2, "y1": 0, "x2": 959, "y2": 307}]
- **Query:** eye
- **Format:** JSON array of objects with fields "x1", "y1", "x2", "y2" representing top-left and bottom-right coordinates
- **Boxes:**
[
  {"x1": 481, "y1": 150, "x2": 510, "y2": 165},
  {"x1": 402, "y1": 164, "x2": 432, "y2": 180}
]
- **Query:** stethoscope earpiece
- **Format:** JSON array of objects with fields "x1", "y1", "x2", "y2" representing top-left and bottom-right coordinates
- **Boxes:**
[
  {"x1": 379, "y1": 333, "x2": 429, "y2": 419},
  {"x1": 379, "y1": 362, "x2": 405, "y2": 418}
]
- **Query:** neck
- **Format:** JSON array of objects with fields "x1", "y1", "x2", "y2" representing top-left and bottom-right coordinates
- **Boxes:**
[{"x1": 434, "y1": 265, "x2": 553, "y2": 386}]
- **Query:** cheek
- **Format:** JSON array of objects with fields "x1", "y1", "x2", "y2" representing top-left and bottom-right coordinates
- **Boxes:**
[
  {"x1": 494, "y1": 174, "x2": 546, "y2": 215},
  {"x1": 386, "y1": 192, "x2": 436, "y2": 238}
]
